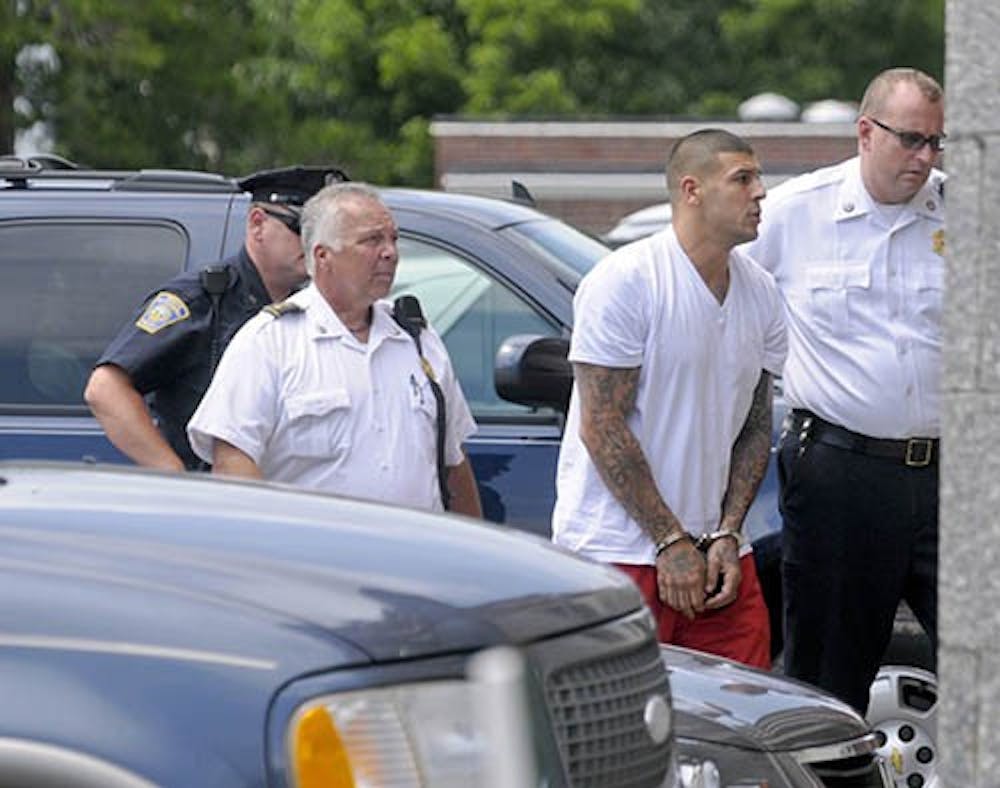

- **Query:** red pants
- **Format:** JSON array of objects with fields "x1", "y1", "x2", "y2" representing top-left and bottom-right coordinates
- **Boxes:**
[{"x1": 614, "y1": 553, "x2": 771, "y2": 670}]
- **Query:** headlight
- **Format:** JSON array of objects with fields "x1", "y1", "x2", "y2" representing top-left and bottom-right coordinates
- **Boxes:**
[
  {"x1": 677, "y1": 738, "x2": 784, "y2": 788},
  {"x1": 289, "y1": 681, "x2": 487, "y2": 788},
  {"x1": 678, "y1": 758, "x2": 722, "y2": 788}
]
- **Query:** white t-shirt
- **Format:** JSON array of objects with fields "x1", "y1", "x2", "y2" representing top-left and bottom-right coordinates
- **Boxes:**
[
  {"x1": 551, "y1": 227, "x2": 786, "y2": 564},
  {"x1": 188, "y1": 284, "x2": 476, "y2": 512},
  {"x1": 743, "y1": 157, "x2": 944, "y2": 438}
]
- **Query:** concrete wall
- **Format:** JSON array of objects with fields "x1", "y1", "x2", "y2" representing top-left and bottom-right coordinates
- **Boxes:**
[{"x1": 940, "y1": 1, "x2": 1000, "y2": 784}]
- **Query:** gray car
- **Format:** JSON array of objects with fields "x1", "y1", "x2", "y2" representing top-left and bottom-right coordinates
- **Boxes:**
[{"x1": 0, "y1": 462, "x2": 890, "y2": 787}]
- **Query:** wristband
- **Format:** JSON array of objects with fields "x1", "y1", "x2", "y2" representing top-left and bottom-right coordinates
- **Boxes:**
[{"x1": 654, "y1": 530, "x2": 694, "y2": 558}]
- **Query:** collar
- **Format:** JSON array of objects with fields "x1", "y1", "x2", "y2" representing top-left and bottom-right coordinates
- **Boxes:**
[
  {"x1": 299, "y1": 287, "x2": 409, "y2": 347},
  {"x1": 232, "y1": 246, "x2": 272, "y2": 308},
  {"x1": 834, "y1": 157, "x2": 944, "y2": 226}
]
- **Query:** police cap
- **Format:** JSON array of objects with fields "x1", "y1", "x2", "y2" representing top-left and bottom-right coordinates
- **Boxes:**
[{"x1": 238, "y1": 165, "x2": 350, "y2": 208}]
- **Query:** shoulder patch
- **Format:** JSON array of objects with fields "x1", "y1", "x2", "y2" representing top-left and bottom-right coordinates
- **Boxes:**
[
  {"x1": 263, "y1": 299, "x2": 304, "y2": 318},
  {"x1": 135, "y1": 291, "x2": 191, "y2": 334}
]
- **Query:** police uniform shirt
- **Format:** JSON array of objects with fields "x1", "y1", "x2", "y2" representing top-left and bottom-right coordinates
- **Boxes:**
[
  {"x1": 744, "y1": 157, "x2": 945, "y2": 439},
  {"x1": 187, "y1": 283, "x2": 477, "y2": 512},
  {"x1": 97, "y1": 247, "x2": 270, "y2": 468}
]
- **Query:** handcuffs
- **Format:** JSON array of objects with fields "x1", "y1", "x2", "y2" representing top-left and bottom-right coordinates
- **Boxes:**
[{"x1": 654, "y1": 528, "x2": 742, "y2": 558}]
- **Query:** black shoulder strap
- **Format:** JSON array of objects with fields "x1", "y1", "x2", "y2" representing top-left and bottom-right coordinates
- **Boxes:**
[
  {"x1": 392, "y1": 294, "x2": 426, "y2": 352},
  {"x1": 392, "y1": 295, "x2": 450, "y2": 510},
  {"x1": 200, "y1": 265, "x2": 232, "y2": 376}
]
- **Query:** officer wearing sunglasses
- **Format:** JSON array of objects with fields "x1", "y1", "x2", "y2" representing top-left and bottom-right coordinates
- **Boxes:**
[
  {"x1": 86, "y1": 165, "x2": 346, "y2": 471},
  {"x1": 743, "y1": 67, "x2": 945, "y2": 716}
]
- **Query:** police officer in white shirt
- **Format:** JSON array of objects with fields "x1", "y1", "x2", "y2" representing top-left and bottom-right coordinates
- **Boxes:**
[
  {"x1": 187, "y1": 182, "x2": 482, "y2": 518},
  {"x1": 744, "y1": 68, "x2": 944, "y2": 714},
  {"x1": 553, "y1": 130, "x2": 787, "y2": 670}
]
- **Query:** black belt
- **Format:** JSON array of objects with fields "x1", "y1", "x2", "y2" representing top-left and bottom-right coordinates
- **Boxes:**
[{"x1": 789, "y1": 409, "x2": 938, "y2": 467}]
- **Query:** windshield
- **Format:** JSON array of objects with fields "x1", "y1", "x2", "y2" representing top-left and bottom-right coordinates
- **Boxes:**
[{"x1": 504, "y1": 218, "x2": 609, "y2": 283}]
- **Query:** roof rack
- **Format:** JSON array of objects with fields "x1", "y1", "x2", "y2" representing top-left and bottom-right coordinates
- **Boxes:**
[
  {"x1": 0, "y1": 153, "x2": 81, "y2": 171},
  {"x1": 114, "y1": 170, "x2": 239, "y2": 193},
  {"x1": 0, "y1": 154, "x2": 241, "y2": 193}
]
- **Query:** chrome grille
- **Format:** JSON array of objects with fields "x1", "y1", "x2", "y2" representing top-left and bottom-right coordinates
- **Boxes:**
[
  {"x1": 544, "y1": 639, "x2": 671, "y2": 787},
  {"x1": 807, "y1": 753, "x2": 890, "y2": 787}
]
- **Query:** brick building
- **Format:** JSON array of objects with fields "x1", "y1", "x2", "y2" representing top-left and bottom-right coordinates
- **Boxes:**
[{"x1": 431, "y1": 119, "x2": 858, "y2": 236}]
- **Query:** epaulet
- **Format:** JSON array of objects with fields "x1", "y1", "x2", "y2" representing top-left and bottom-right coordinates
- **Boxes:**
[
  {"x1": 761, "y1": 161, "x2": 847, "y2": 214},
  {"x1": 262, "y1": 299, "x2": 304, "y2": 318}
]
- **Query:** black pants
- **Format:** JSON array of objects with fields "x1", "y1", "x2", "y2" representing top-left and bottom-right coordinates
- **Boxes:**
[{"x1": 778, "y1": 421, "x2": 938, "y2": 715}]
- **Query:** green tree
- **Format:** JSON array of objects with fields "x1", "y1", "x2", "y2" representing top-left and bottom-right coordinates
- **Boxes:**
[
  {"x1": 458, "y1": 0, "x2": 640, "y2": 115},
  {"x1": 719, "y1": 0, "x2": 945, "y2": 106},
  {"x1": 237, "y1": 0, "x2": 645, "y2": 182},
  {"x1": 585, "y1": 0, "x2": 750, "y2": 117},
  {"x1": 234, "y1": 0, "x2": 468, "y2": 182},
  {"x1": 3, "y1": 1, "x2": 262, "y2": 170},
  {"x1": 2, "y1": 0, "x2": 945, "y2": 182}
]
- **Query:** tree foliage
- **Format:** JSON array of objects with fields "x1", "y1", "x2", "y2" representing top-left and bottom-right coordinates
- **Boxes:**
[
  {"x1": 5, "y1": 1, "x2": 263, "y2": 170},
  {"x1": 719, "y1": 0, "x2": 945, "y2": 106},
  {"x1": 0, "y1": 0, "x2": 944, "y2": 184}
]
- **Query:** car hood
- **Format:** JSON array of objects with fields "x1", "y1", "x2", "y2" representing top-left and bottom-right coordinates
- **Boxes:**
[
  {"x1": 664, "y1": 645, "x2": 871, "y2": 751},
  {"x1": 0, "y1": 463, "x2": 640, "y2": 676}
]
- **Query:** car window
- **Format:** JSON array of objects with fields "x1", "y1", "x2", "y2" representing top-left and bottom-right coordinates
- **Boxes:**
[
  {"x1": 0, "y1": 220, "x2": 186, "y2": 408},
  {"x1": 392, "y1": 237, "x2": 560, "y2": 420},
  {"x1": 507, "y1": 217, "x2": 610, "y2": 280}
]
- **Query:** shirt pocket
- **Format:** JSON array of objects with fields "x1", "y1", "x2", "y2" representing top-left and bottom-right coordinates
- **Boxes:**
[
  {"x1": 407, "y1": 372, "x2": 440, "y2": 463},
  {"x1": 909, "y1": 263, "x2": 944, "y2": 339},
  {"x1": 800, "y1": 262, "x2": 871, "y2": 336},
  {"x1": 284, "y1": 388, "x2": 352, "y2": 458}
]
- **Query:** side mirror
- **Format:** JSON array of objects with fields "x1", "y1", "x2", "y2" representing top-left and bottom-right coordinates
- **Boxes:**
[{"x1": 494, "y1": 334, "x2": 572, "y2": 413}]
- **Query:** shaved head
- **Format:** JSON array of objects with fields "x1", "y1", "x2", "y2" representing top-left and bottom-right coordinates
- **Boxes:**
[{"x1": 667, "y1": 129, "x2": 755, "y2": 202}]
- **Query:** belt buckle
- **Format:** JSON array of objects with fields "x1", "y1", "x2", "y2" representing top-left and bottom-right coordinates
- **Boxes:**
[{"x1": 905, "y1": 438, "x2": 933, "y2": 467}]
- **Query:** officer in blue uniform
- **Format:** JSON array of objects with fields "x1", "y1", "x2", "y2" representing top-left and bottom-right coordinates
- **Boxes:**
[{"x1": 84, "y1": 165, "x2": 347, "y2": 471}]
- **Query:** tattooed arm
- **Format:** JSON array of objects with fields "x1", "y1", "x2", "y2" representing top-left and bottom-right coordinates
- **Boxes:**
[
  {"x1": 704, "y1": 370, "x2": 773, "y2": 609},
  {"x1": 575, "y1": 361, "x2": 707, "y2": 620}
]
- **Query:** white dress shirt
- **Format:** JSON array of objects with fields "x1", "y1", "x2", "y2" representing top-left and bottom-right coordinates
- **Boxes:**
[
  {"x1": 745, "y1": 157, "x2": 945, "y2": 439},
  {"x1": 188, "y1": 284, "x2": 476, "y2": 511}
]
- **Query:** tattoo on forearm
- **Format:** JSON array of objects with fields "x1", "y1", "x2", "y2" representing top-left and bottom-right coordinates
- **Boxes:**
[
  {"x1": 721, "y1": 371, "x2": 773, "y2": 525},
  {"x1": 575, "y1": 363, "x2": 684, "y2": 543}
]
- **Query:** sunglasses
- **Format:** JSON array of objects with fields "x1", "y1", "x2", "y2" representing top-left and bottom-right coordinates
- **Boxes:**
[
  {"x1": 260, "y1": 206, "x2": 302, "y2": 235},
  {"x1": 868, "y1": 117, "x2": 946, "y2": 153}
]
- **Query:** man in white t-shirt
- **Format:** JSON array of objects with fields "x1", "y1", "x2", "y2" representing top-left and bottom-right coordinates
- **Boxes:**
[
  {"x1": 552, "y1": 129, "x2": 786, "y2": 668},
  {"x1": 187, "y1": 182, "x2": 481, "y2": 518}
]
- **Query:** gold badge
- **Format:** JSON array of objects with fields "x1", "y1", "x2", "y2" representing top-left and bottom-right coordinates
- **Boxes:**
[
  {"x1": 932, "y1": 229, "x2": 945, "y2": 256},
  {"x1": 136, "y1": 291, "x2": 191, "y2": 334}
]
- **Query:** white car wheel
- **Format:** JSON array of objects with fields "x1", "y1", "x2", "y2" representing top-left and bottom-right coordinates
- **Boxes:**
[{"x1": 867, "y1": 665, "x2": 938, "y2": 787}]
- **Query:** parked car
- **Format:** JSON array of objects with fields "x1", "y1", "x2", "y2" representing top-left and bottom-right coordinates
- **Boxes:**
[
  {"x1": 0, "y1": 460, "x2": 677, "y2": 787},
  {"x1": 0, "y1": 157, "x2": 926, "y2": 784},
  {"x1": 667, "y1": 645, "x2": 893, "y2": 787},
  {"x1": 0, "y1": 461, "x2": 890, "y2": 787},
  {"x1": 602, "y1": 202, "x2": 672, "y2": 248}
]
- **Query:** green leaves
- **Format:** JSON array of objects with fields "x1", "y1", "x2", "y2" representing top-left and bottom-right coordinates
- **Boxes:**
[
  {"x1": 720, "y1": 0, "x2": 944, "y2": 104},
  {"x1": 0, "y1": 0, "x2": 944, "y2": 185}
]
